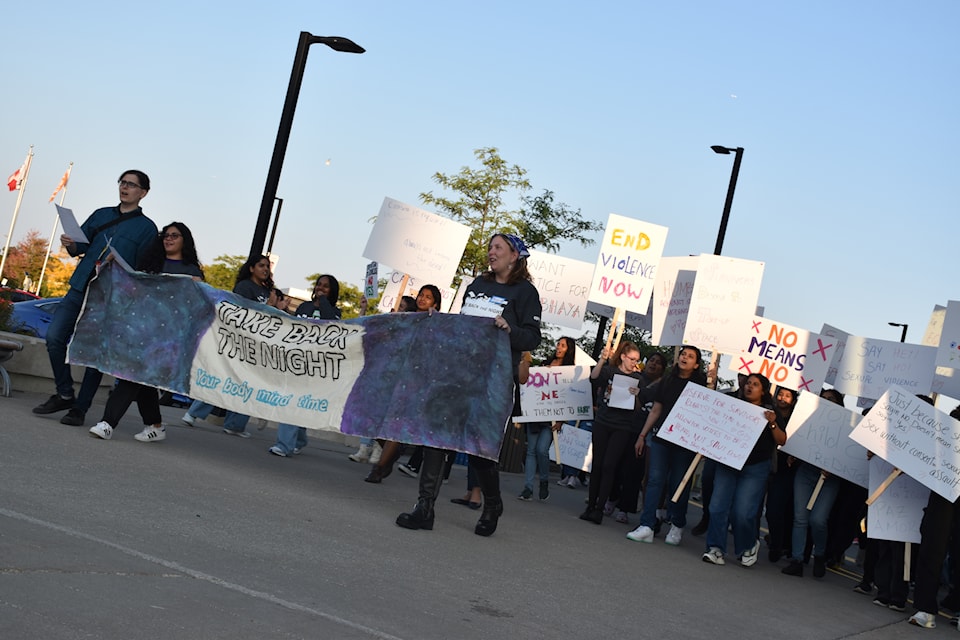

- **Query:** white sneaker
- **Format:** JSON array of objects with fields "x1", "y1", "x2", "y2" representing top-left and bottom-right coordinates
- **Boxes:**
[
  {"x1": 181, "y1": 412, "x2": 196, "y2": 427},
  {"x1": 134, "y1": 426, "x2": 166, "y2": 442},
  {"x1": 89, "y1": 421, "x2": 113, "y2": 440},
  {"x1": 702, "y1": 547, "x2": 725, "y2": 565},
  {"x1": 567, "y1": 476, "x2": 581, "y2": 489},
  {"x1": 740, "y1": 540, "x2": 761, "y2": 567},
  {"x1": 369, "y1": 442, "x2": 383, "y2": 464},
  {"x1": 267, "y1": 445, "x2": 287, "y2": 457},
  {"x1": 348, "y1": 444, "x2": 372, "y2": 463},
  {"x1": 665, "y1": 524, "x2": 683, "y2": 546},
  {"x1": 908, "y1": 612, "x2": 937, "y2": 629},
  {"x1": 222, "y1": 428, "x2": 251, "y2": 438},
  {"x1": 626, "y1": 525, "x2": 654, "y2": 543}
]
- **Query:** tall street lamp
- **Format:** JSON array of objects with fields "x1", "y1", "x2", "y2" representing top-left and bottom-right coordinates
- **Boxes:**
[
  {"x1": 888, "y1": 322, "x2": 908, "y2": 343},
  {"x1": 250, "y1": 32, "x2": 365, "y2": 262},
  {"x1": 710, "y1": 145, "x2": 744, "y2": 256}
]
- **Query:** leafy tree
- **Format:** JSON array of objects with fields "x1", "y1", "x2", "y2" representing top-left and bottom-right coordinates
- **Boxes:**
[
  {"x1": 38, "y1": 248, "x2": 73, "y2": 297},
  {"x1": 204, "y1": 254, "x2": 246, "y2": 291},
  {"x1": 1, "y1": 230, "x2": 47, "y2": 289},
  {"x1": 517, "y1": 190, "x2": 604, "y2": 254},
  {"x1": 420, "y1": 147, "x2": 531, "y2": 278}
]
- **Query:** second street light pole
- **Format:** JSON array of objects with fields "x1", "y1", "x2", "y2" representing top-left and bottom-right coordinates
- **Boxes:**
[
  {"x1": 250, "y1": 32, "x2": 364, "y2": 262},
  {"x1": 711, "y1": 145, "x2": 744, "y2": 256}
]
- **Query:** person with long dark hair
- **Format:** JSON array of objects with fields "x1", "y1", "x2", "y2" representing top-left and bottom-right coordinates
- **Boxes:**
[
  {"x1": 88, "y1": 222, "x2": 204, "y2": 442},
  {"x1": 396, "y1": 233, "x2": 541, "y2": 536}
]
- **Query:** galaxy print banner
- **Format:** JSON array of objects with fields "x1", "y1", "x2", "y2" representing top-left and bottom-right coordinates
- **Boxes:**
[{"x1": 69, "y1": 265, "x2": 516, "y2": 460}]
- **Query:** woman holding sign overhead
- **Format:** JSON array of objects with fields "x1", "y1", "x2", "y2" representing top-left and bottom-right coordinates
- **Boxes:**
[{"x1": 396, "y1": 233, "x2": 541, "y2": 537}]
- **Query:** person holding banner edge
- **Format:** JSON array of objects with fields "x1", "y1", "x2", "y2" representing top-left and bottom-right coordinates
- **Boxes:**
[{"x1": 396, "y1": 233, "x2": 541, "y2": 536}]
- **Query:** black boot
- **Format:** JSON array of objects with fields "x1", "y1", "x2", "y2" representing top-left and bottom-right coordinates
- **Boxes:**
[
  {"x1": 364, "y1": 441, "x2": 403, "y2": 483},
  {"x1": 472, "y1": 457, "x2": 503, "y2": 537},
  {"x1": 396, "y1": 447, "x2": 445, "y2": 531},
  {"x1": 475, "y1": 497, "x2": 503, "y2": 536}
]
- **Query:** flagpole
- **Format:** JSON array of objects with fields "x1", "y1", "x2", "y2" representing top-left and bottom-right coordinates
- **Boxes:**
[
  {"x1": 36, "y1": 162, "x2": 74, "y2": 295},
  {"x1": 0, "y1": 146, "x2": 34, "y2": 286}
]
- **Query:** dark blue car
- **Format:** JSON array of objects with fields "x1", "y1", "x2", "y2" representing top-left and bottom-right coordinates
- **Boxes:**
[{"x1": 9, "y1": 297, "x2": 62, "y2": 339}]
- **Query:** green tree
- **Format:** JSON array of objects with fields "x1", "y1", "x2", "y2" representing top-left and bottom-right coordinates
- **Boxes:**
[
  {"x1": 205, "y1": 254, "x2": 245, "y2": 291},
  {"x1": 1, "y1": 229, "x2": 48, "y2": 289},
  {"x1": 517, "y1": 190, "x2": 604, "y2": 254},
  {"x1": 420, "y1": 147, "x2": 531, "y2": 278}
]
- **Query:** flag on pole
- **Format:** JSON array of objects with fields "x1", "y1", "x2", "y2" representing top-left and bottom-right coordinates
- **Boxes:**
[
  {"x1": 7, "y1": 164, "x2": 25, "y2": 191},
  {"x1": 49, "y1": 166, "x2": 71, "y2": 202}
]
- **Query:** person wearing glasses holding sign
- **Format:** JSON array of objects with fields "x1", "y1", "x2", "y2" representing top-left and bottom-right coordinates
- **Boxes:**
[{"x1": 33, "y1": 171, "x2": 158, "y2": 427}]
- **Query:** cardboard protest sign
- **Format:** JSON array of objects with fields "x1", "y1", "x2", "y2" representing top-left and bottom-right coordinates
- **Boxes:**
[
  {"x1": 362, "y1": 197, "x2": 469, "y2": 288},
  {"x1": 656, "y1": 384, "x2": 768, "y2": 470},
  {"x1": 526, "y1": 250, "x2": 594, "y2": 330},
  {"x1": 849, "y1": 385, "x2": 960, "y2": 502},
  {"x1": 364, "y1": 262, "x2": 378, "y2": 299},
  {"x1": 516, "y1": 365, "x2": 594, "y2": 423},
  {"x1": 682, "y1": 255, "x2": 764, "y2": 354},
  {"x1": 781, "y1": 393, "x2": 868, "y2": 487},
  {"x1": 936, "y1": 301, "x2": 960, "y2": 369},
  {"x1": 819, "y1": 323, "x2": 849, "y2": 386},
  {"x1": 548, "y1": 423, "x2": 593, "y2": 472},
  {"x1": 651, "y1": 256, "x2": 697, "y2": 347},
  {"x1": 920, "y1": 305, "x2": 960, "y2": 398},
  {"x1": 588, "y1": 213, "x2": 668, "y2": 313},
  {"x1": 867, "y1": 457, "x2": 927, "y2": 544},
  {"x1": 730, "y1": 317, "x2": 834, "y2": 393},
  {"x1": 376, "y1": 271, "x2": 454, "y2": 313},
  {"x1": 832, "y1": 337, "x2": 936, "y2": 399}
]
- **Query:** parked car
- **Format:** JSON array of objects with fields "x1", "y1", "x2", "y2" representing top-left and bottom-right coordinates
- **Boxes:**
[
  {"x1": 9, "y1": 297, "x2": 62, "y2": 339},
  {"x1": 0, "y1": 287, "x2": 41, "y2": 303}
]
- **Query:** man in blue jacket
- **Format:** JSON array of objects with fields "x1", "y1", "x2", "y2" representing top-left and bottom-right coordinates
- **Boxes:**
[{"x1": 32, "y1": 170, "x2": 158, "y2": 426}]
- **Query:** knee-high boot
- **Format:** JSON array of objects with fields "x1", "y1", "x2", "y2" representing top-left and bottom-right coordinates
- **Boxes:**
[
  {"x1": 396, "y1": 447, "x2": 445, "y2": 530},
  {"x1": 472, "y1": 457, "x2": 504, "y2": 537}
]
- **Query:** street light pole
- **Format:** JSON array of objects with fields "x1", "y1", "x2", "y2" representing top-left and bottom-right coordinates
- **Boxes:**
[
  {"x1": 266, "y1": 197, "x2": 284, "y2": 256},
  {"x1": 888, "y1": 322, "x2": 908, "y2": 343},
  {"x1": 710, "y1": 145, "x2": 744, "y2": 256},
  {"x1": 250, "y1": 32, "x2": 364, "y2": 262}
]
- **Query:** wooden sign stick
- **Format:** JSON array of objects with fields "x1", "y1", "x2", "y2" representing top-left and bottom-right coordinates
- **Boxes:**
[
  {"x1": 391, "y1": 274, "x2": 410, "y2": 311},
  {"x1": 806, "y1": 473, "x2": 826, "y2": 510},
  {"x1": 672, "y1": 453, "x2": 703, "y2": 503},
  {"x1": 903, "y1": 543, "x2": 912, "y2": 582},
  {"x1": 865, "y1": 468, "x2": 902, "y2": 506},
  {"x1": 604, "y1": 308, "x2": 622, "y2": 355}
]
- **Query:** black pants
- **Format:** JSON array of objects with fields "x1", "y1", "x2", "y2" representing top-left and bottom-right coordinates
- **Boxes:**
[
  {"x1": 587, "y1": 422, "x2": 635, "y2": 511},
  {"x1": 913, "y1": 492, "x2": 960, "y2": 614},
  {"x1": 102, "y1": 380, "x2": 161, "y2": 428}
]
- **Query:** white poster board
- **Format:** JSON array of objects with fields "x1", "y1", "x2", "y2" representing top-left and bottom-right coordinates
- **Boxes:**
[
  {"x1": 935, "y1": 301, "x2": 960, "y2": 369},
  {"x1": 376, "y1": 271, "x2": 455, "y2": 314},
  {"x1": 729, "y1": 316, "x2": 834, "y2": 393},
  {"x1": 656, "y1": 384, "x2": 768, "y2": 470},
  {"x1": 548, "y1": 424, "x2": 593, "y2": 472},
  {"x1": 849, "y1": 385, "x2": 960, "y2": 502},
  {"x1": 516, "y1": 365, "x2": 594, "y2": 423},
  {"x1": 682, "y1": 254, "x2": 764, "y2": 354},
  {"x1": 362, "y1": 197, "x2": 470, "y2": 287},
  {"x1": 651, "y1": 256, "x2": 698, "y2": 347},
  {"x1": 832, "y1": 337, "x2": 936, "y2": 399},
  {"x1": 867, "y1": 457, "x2": 927, "y2": 544},
  {"x1": 588, "y1": 213, "x2": 668, "y2": 314},
  {"x1": 364, "y1": 262, "x2": 378, "y2": 300},
  {"x1": 526, "y1": 250, "x2": 594, "y2": 330},
  {"x1": 820, "y1": 323, "x2": 850, "y2": 386},
  {"x1": 780, "y1": 393, "x2": 868, "y2": 487}
]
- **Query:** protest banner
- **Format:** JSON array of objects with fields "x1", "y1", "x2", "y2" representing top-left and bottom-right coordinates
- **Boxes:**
[
  {"x1": 832, "y1": 337, "x2": 936, "y2": 399},
  {"x1": 548, "y1": 423, "x2": 593, "y2": 472},
  {"x1": 820, "y1": 323, "x2": 849, "y2": 386},
  {"x1": 517, "y1": 365, "x2": 594, "y2": 423},
  {"x1": 682, "y1": 254, "x2": 764, "y2": 354},
  {"x1": 362, "y1": 197, "x2": 469, "y2": 288},
  {"x1": 781, "y1": 393, "x2": 868, "y2": 487},
  {"x1": 69, "y1": 265, "x2": 516, "y2": 461},
  {"x1": 935, "y1": 301, "x2": 960, "y2": 369},
  {"x1": 849, "y1": 385, "x2": 960, "y2": 502},
  {"x1": 730, "y1": 316, "x2": 834, "y2": 393},
  {"x1": 526, "y1": 250, "x2": 594, "y2": 330},
  {"x1": 651, "y1": 256, "x2": 697, "y2": 347},
  {"x1": 656, "y1": 384, "x2": 768, "y2": 470},
  {"x1": 867, "y1": 457, "x2": 927, "y2": 544},
  {"x1": 588, "y1": 213, "x2": 668, "y2": 314},
  {"x1": 376, "y1": 271, "x2": 455, "y2": 313}
]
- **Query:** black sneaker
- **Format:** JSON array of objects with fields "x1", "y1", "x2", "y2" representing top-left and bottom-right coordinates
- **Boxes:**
[
  {"x1": 33, "y1": 394, "x2": 75, "y2": 415},
  {"x1": 539, "y1": 481, "x2": 549, "y2": 501},
  {"x1": 852, "y1": 582, "x2": 874, "y2": 595},
  {"x1": 517, "y1": 487, "x2": 533, "y2": 501},
  {"x1": 60, "y1": 409, "x2": 86, "y2": 426}
]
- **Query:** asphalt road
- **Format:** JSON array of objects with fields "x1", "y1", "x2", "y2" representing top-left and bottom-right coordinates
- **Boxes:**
[{"x1": 0, "y1": 389, "x2": 954, "y2": 639}]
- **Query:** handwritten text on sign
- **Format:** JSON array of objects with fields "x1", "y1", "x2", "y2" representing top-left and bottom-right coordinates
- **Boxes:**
[
  {"x1": 656, "y1": 385, "x2": 768, "y2": 470},
  {"x1": 732, "y1": 317, "x2": 833, "y2": 393},
  {"x1": 867, "y1": 457, "x2": 927, "y2": 544},
  {"x1": 781, "y1": 393, "x2": 868, "y2": 488},
  {"x1": 516, "y1": 365, "x2": 594, "y2": 423},
  {"x1": 526, "y1": 250, "x2": 594, "y2": 331},
  {"x1": 548, "y1": 424, "x2": 593, "y2": 472},
  {"x1": 682, "y1": 254, "x2": 764, "y2": 354},
  {"x1": 651, "y1": 256, "x2": 698, "y2": 347},
  {"x1": 849, "y1": 385, "x2": 960, "y2": 502},
  {"x1": 588, "y1": 213, "x2": 668, "y2": 314},
  {"x1": 833, "y1": 336, "x2": 936, "y2": 399}
]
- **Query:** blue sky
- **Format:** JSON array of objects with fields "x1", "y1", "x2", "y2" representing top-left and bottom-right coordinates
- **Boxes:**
[{"x1": 2, "y1": 1, "x2": 957, "y2": 349}]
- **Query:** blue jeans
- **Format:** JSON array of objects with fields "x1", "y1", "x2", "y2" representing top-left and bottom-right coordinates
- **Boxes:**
[
  {"x1": 640, "y1": 437, "x2": 697, "y2": 529},
  {"x1": 188, "y1": 399, "x2": 249, "y2": 433},
  {"x1": 274, "y1": 423, "x2": 308, "y2": 454},
  {"x1": 524, "y1": 425, "x2": 552, "y2": 490},
  {"x1": 187, "y1": 399, "x2": 215, "y2": 419},
  {"x1": 706, "y1": 459, "x2": 771, "y2": 556},
  {"x1": 791, "y1": 462, "x2": 840, "y2": 559},
  {"x1": 46, "y1": 287, "x2": 102, "y2": 409}
]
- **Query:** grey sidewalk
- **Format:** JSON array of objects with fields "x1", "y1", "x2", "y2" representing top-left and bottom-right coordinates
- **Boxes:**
[{"x1": 0, "y1": 388, "x2": 954, "y2": 639}]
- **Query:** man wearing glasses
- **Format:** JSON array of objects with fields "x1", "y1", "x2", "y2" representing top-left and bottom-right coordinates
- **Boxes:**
[{"x1": 33, "y1": 170, "x2": 158, "y2": 426}]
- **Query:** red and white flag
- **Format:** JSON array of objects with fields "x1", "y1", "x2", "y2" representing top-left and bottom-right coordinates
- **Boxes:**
[
  {"x1": 49, "y1": 166, "x2": 71, "y2": 202},
  {"x1": 7, "y1": 164, "x2": 25, "y2": 191}
]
